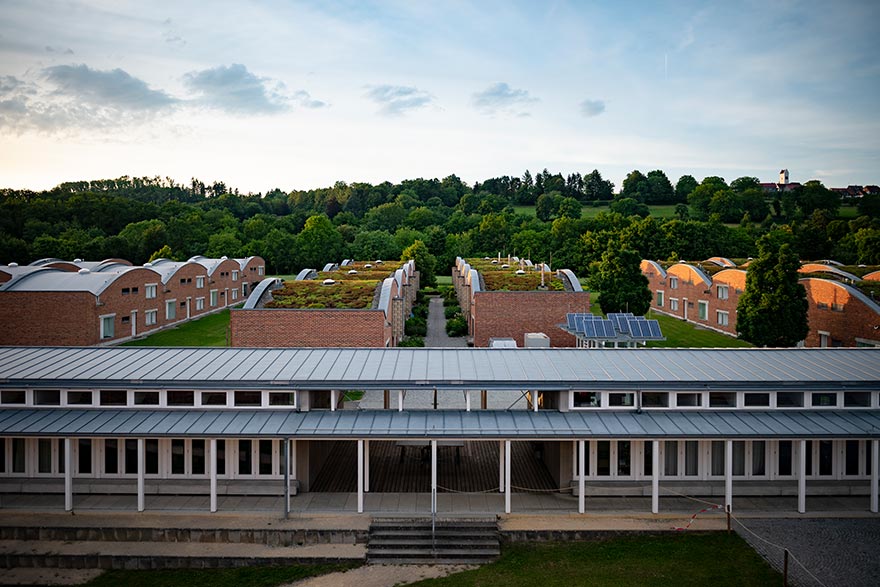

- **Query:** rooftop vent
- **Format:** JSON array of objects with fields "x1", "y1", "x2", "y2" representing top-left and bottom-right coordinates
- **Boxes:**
[
  {"x1": 144, "y1": 262, "x2": 152, "y2": 267},
  {"x1": 501, "y1": 264, "x2": 510, "y2": 269},
  {"x1": 364, "y1": 263, "x2": 373, "y2": 269},
  {"x1": 73, "y1": 258, "x2": 83, "y2": 263},
  {"x1": 515, "y1": 269, "x2": 526, "y2": 275},
  {"x1": 77, "y1": 268, "x2": 90, "y2": 275},
  {"x1": 8, "y1": 262, "x2": 18, "y2": 267},
  {"x1": 221, "y1": 256, "x2": 227, "y2": 260},
  {"x1": 348, "y1": 269, "x2": 358, "y2": 274},
  {"x1": 322, "y1": 278, "x2": 336, "y2": 286},
  {"x1": 375, "y1": 259, "x2": 383, "y2": 264},
  {"x1": 491, "y1": 260, "x2": 498, "y2": 264}
]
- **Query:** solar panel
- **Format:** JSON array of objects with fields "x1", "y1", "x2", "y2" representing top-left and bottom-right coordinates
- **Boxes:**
[
  {"x1": 624, "y1": 317, "x2": 663, "y2": 340},
  {"x1": 582, "y1": 320, "x2": 598, "y2": 338},
  {"x1": 648, "y1": 320, "x2": 662, "y2": 338},
  {"x1": 566, "y1": 314, "x2": 577, "y2": 329}
]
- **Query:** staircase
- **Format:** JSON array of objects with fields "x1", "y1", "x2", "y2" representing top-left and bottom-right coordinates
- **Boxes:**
[{"x1": 367, "y1": 517, "x2": 500, "y2": 565}]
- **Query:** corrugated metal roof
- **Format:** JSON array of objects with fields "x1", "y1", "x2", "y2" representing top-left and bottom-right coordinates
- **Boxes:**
[
  {"x1": 0, "y1": 408, "x2": 878, "y2": 439},
  {"x1": 0, "y1": 267, "x2": 159, "y2": 295},
  {"x1": 1, "y1": 347, "x2": 879, "y2": 391}
]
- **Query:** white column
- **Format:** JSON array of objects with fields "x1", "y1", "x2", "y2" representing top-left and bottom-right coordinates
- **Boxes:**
[
  {"x1": 431, "y1": 440, "x2": 438, "y2": 515},
  {"x1": 498, "y1": 441, "x2": 505, "y2": 492},
  {"x1": 331, "y1": 390, "x2": 338, "y2": 412},
  {"x1": 209, "y1": 438, "x2": 217, "y2": 513},
  {"x1": 290, "y1": 439, "x2": 297, "y2": 488},
  {"x1": 365, "y1": 440, "x2": 370, "y2": 493},
  {"x1": 798, "y1": 440, "x2": 807, "y2": 514},
  {"x1": 64, "y1": 438, "x2": 73, "y2": 512},
  {"x1": 283, "y1": 438, "x2": 290, "y2": 518},
  {"x1": 357, "y1": 440, "x2": 364, "y2": 513},
  {"x1": 398, "y1": 389, "x2": 404, "y2": 412},
  {"x1": 651, "y1": 440, "x2": 660, "y2": 514},
  {"x1": 505, "y1": 440, "x2": 512, "y2": 514},
  {"x1": 871, "y1": 439, "x2": 878, "y2": 514},
  {"x1": 725, "y1": 440, "x2": 733, "y2": 513},
  {"x1": 137, "y1": 438, "x2": 145, "y2": 512},
  {"x1": 533, "y1": 391, "x2": 538, "y2": 412},
  {"x1": 571, "y1": 441, "x2": 577, "y2": 482},
  {"x1": 578, "y1": 439, "x2": 585, "y2": 514},
  {"x1": 465, "y1": 391, "x2": 471, "y2": 412}
]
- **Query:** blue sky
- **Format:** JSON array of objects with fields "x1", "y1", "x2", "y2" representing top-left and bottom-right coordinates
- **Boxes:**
[{"x1": 0, "y1": 0, "x2": 877, "y2": 193}]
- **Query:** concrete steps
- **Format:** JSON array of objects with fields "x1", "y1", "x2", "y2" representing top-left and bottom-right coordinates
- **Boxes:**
[{"x1": 367, "y1": 517, "x2": 500, "y2": 565}]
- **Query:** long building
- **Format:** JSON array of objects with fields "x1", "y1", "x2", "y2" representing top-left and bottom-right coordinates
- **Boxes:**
[
  {"x1": 641, "y1": 258, "x2": 880, "y2": 348},
  {"x1": 0, "y1": 256, "x2": 265, "y2": 346},
  {"x1": 0, "y1": 346, "x2": 877, "y2": 516}
]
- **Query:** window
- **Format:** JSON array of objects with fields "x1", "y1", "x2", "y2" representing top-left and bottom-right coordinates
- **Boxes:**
[
  {"x1": 752, "y1": 441, "x2": 766, "y2": 476},
  {"x1": 195, "y1": 297, "x2": 205, "y2": 311},
  {"x1": 134, "y1": 391, "x2": 159, "y2": 405},
  {"x1": 234, "y1": 391, "x2": 262, "y2": 406},
  {"x1": 132, "y1": 287, "x2": 138, "y2": 294},
  {"x1": 698, "y1": 300, "x2": 708, "y2": 321},
  {"x1": 617, "y1": 441, "x2": 631, "y2": 476},
  {"x1": 258, "y1": 266, "x2": 265, "y2": 276},
  {"x1": 716, "y1": 311, "x2": 729, "y2": 326},
  {"x1": 196, "y1": 276, "x2": 205, "y2": 289},
  {"x1": 239, "y1": 440, "x2": 253, "y2": 475},
  {"x1": 100, "y1": 314, "x2": 115, "y2": 339},
  {"x1": 269, "y1": 392, "x2": 296, "y2": 406},
  {"x1": 216, "y1": 440, "x2": 226, "y2": 475},
  {"x1": 709, "y1": 392, "x2": 736, "y2": 407},
  {"x1": 777, "y1": 392, "x2": 803, "y2": 407},
  {"x1": 192, "y1": 439, "x2": 206, "y2": 475},
  {"x1": 210, "y1": 290, "x2": 218, "y2": 307},
  {"x1": 656, "y1": 290, "x2": 664, "y2": 307},
  {"x1": 171, "y1": 439, "x2": 185, "y2": 475},
  {"x1": 167, "y1": 390, "x2": 194, "y2": 406},
  {"x1": 732, "y1": 441, "x2": 745, "y2": 476},
  {"x1": 66, "y1": 391, "x2": 92, "y2": 405},
  {"x1": 100, "y1": 390, "x2": 126, "y2": 406},
  {"x1": 231, "y1": 289, "x2": 238, "y2": 300},
  {"x1": 104, "y1": 439, "x2": 118, "y2": 474},
  {"x1": 572, "y1": 391, "x2": 600, "y2": 408},
  {"x1": 146, "y1": 439, "x2": 159, "y2": 475},
  {"x1": 145, "y1": 309, "x2": 157, "y2": 326},
  {"x1": 744, "y1": 393, "x2": 770, "y2": 407},
  {"x1": 832, "y1": 303, "x2": 844, "y2": 312},
  {"x1": 125, "y1": 439, "x2": 138, "y2": 474},
  {"x1": 201, "y1": 392, "x2": 227, "y2": 406},
  {"x1": 717, "y1": 285, "x2": 729, "y2": 300},
  {"x1": 711, "y1": 441, "x2": 725, "y2": 476},
  {"x1": 845, "y1": 440, "x2": 860, "y2": 476},
  {"x1": 121, "y1": 316, "x2": 130, "y2": 324},
  {"x1": 676, "y1": 393, "x2": 701, "y2": 407},
  {"x1": 38, "y1": 439, "x2": 53, "y2": 473},
  {"x1": 844, "y1": 392, "x2": 872, "y2": 407},
  {"x1": 819, "y1": 331, "x2": 830, "y2": 347},
  {"x1": 669, "y1": 276, "x2": 678, "y2": 289},
  {"x1": 1, "y1": 390, "x2": 26, "y2": 404},
  {"x1": 811, "y1": 392, "x2": 837, "y2": 407},
  {"x1": 664, "y1": 441, "x2": 678, "y2": 476},
  {"x1": 607, "y1": 393, "x2": 634, "y2": 407},
  {"x1": 643, "y1": 441, "x2": 653, "y2": 476},
  {"x1": 165, "y1": 300, "x2": 176, "y2": 320},
  {"x1": 778, "y1": 441, "x2": 793, "y2": 476},
  {"x1": 684, "y1": 441, "x2": 699, "y2": 476},
  {"x1": 145, "y1": 284, "x2": 157, "y2": 299},
  {"x1": 259, "y1": 440, "x2": 273, "y2": 475},
  {"x1": 34, "y1": 390, "x2": 61, "y2": 405},
  {"x1": 78, "y1": 439, "x2": 92, "y2": 474},
  {"x1": 597, "y1": 441, "x2": 611, "y2": 476},
  {"x1": 669, "y1": 298, "x2": 679, "y2": 311},
  {"x1": 232, "y1": 270, "x2": 239, "y2": 282},
  {"x1": 121, "y1": 287, "x2": 131, "y2": 295},
  {"x1": 642, "y1": 392, "x2": 668, "y2": 408}
]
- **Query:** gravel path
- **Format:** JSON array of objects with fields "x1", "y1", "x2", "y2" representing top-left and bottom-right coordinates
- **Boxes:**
[
  {"x1": 424, "y1": 297, "x2": 467, "y2": 348},
  {"x1": 283, "y1": 564, "x2": 473, "y2": 587},
  {"x1": 734, "y1": 518, "x2": 880, "y2": 587}
]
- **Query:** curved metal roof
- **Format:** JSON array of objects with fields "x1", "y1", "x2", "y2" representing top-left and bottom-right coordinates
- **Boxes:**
[
  {"x1": 0, "y1": 266, "x2": 160, "y2": 296},
  {"x1": 0, "y1": 347, "x2": 877, "y2": 392}
]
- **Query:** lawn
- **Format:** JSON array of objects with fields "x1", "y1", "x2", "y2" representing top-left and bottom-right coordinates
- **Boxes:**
[
  {"x1": 407, "y1": 534, "x2": 780, "y2": 587},
  {"x1": 435, "y1": 275, "x2": 453, "y2": 286},
  {"x1": 82, "y1": 562, "x2": 359, "y2": 587},
  {"x1": 646, "y1": 310, "x2": 753, "y2": 348},
  {"x1": 122, "y1": 309, "x2": 231, "y2": 347}
]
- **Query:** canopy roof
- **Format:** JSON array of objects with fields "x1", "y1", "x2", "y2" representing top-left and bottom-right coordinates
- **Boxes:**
[{"x1": 0, "y1": 408, "x2": 877, "y2": 439}]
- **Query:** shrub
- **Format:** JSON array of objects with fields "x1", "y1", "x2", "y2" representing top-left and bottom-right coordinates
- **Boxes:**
[
  {"x1": 443, "y1": 297, "x2": 458, "y2": 307},
  {"x1": 444, "y1": 306, "x2": 460, "y2": 319},
  {"x1": 412, "y1": 304, "x2": 429, "y2": 319},
  {"x1": 405, "y1": 316, "x2": 427, "y2": 336},
  {"x1": 398, "y1": 336, "x2": 425, "y2": 347},
  {"x1": 446, "y1": 316, "x2": 468, "y2": 337}
]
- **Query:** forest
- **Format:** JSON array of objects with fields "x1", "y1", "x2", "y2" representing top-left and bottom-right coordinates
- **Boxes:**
[{"x1": 1, "y1": 168, "x2": 878, "y2": 278}]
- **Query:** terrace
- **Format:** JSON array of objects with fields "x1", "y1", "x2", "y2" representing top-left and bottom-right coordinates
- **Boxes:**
[{"x1": 264, "y1": 279, "x2": 381, "y2": 309}]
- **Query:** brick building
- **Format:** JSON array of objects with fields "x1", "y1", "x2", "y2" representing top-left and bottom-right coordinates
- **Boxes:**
[
  {"x1": 229, "y1": 260, "x2": 418, "y2": 348},
  {"x1": 454, "y1": 257, "x2": 591, "y2": 347},
  {"x1": 0, "y1": 256, "x2": 265, "y2": 346},
  {"x1": 641, "y1": 259, "x2": 880, "y2": 347}
]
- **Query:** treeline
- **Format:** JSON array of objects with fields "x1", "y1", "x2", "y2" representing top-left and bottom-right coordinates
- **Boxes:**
[{"x1": 1, "y1": 170, "x2": 878, "y2": 277}]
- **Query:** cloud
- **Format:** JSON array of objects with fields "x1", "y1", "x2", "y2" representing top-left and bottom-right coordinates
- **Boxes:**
[
  {"x1": 45, "y1": 46, "x2": 75, "y2": 55},
  {"x1": 293, "y1": 90, "x2": 328, "y2": 109},
  {"x1": 580, "y1": 98, "x2": 606, "y2": 117},
  {"x1": 365, "y1": 85, "x2": 433, "y2": 116},
  {"x1": 0, "y1": 66, "x2": 178, "y2": 133},
  {"x1": 471, "y1": 82, "x2": 537, "y2": 116},
  {"x1": 184, "y1": 63, "x2": 292, "y2": 114},
  {"x1": 44, "y1": 64, "x2": 178, "y2": 111}
]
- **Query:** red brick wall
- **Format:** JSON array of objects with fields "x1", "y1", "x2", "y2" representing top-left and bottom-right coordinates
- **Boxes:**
[
  {"x1": 802, "y1": 278, "x2": 880, "y2": 347},
  {"x1": 0, "y1": 292, "x2": 97, "y2": 345},
  {"x1": 239, "y1": 257, "x2": 266, "y2": 292},
  {"x1": 472, "y1": 291, "x2": 591, "y2": 347},
  {"x1": 230, "y1": 309, "x2": 389, "y2": 347},
  {"x1": 98, "y1": 267, "x2": 169, "y2": 341}
]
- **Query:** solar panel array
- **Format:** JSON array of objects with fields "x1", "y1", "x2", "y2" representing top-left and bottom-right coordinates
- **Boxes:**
[{"x1": 564, "y1": 312, "x2": 663, "y2": 341}]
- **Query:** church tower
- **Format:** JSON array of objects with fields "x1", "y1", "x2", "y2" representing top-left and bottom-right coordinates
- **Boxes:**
[{"x1": 779, "y1": 169, "x2": 789, "y2": 185}]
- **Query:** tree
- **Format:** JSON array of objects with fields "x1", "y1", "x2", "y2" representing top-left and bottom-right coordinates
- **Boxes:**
[
  {"x1": 609, "y1": 197, "x2": 649, "y2": 217},
  {"x1": 646, "y1": 170, "x2": 675, "y2": 204},
  {"x1": 297, "y1": 214, "x2": 343, "y2": 269},
  {"x1": 583, "y1": 169, "x2": 614, "y2": 201},
  {"x1": 402, "y1": 239, "x2": 437, "y2": 287},
  {"x1": 148, "y1": 244, "x2": 174, "y2": 262},
  {"x1": 557, "y1": 197, "x2": 582, "y2": 219},
  {"x1": 736, "y1": 236, "x2": 808, "y2": 347},
  {"x1": 674, "y1": 175, "x2": 698, "y2": 203},
  {"x1": 535, "y1": 192, "x2": 562, "y2": 221},
  {"x1": 588, "y1": 248, "x2": 652, "y2": 315},
  {"x1": 620, "y1": 170, "x2": 649, "y2": 202}
]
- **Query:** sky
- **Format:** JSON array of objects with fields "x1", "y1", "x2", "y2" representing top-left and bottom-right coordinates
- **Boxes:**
[{"x1": 0, "y1": 0, "x2": 878, "y2": 193}]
